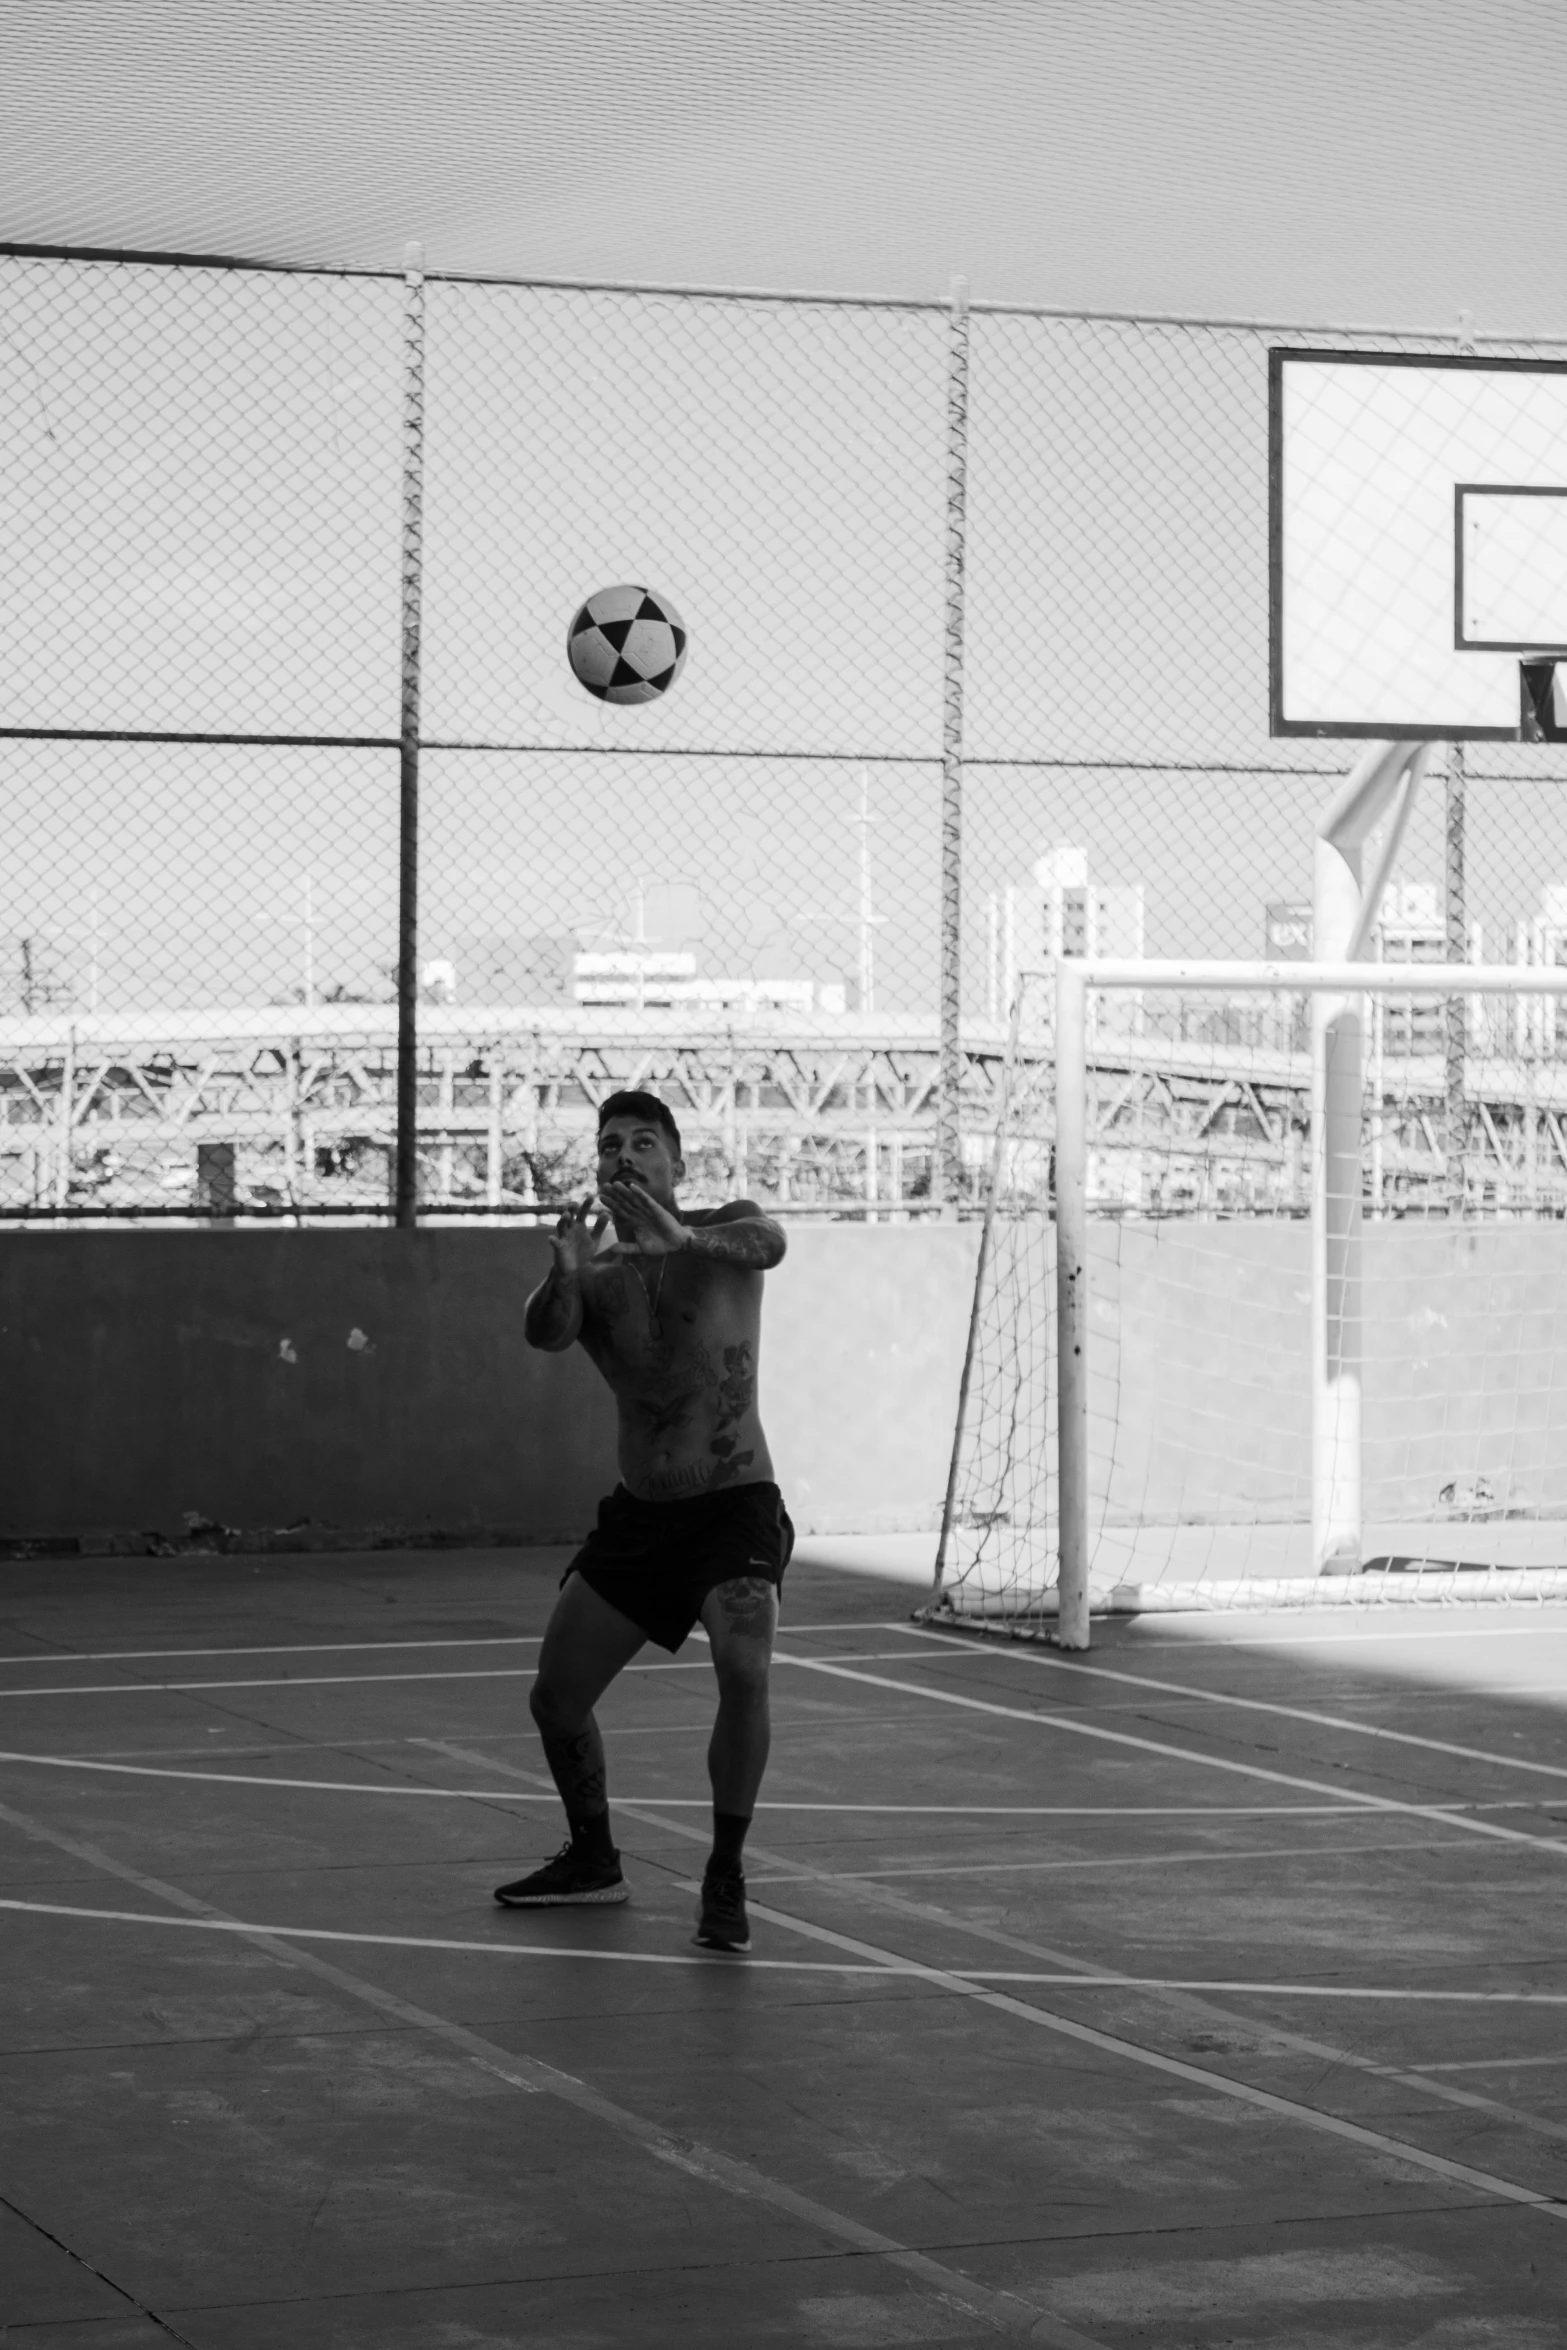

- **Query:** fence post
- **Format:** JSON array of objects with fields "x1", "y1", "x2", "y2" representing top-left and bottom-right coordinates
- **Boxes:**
[
  {"x1": 1445, "y1": 744, "x2": 1467, "y2": 1215},
  {"x1": 394, "y1": 241, "x2": 428, "y2": 1230},
  {"x1": 54, "y1": 1022, "x2": 75, "y2": 1214},
  {"x1": 935, "y1": 274, "x2": 970, "y2": 1204},
  {"x1": 1054, "y1": 956, "x2": 1091, "y2": 1650}
]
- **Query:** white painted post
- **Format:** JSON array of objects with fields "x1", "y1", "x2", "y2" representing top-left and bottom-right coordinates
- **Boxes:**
[
  {"x1": 438, "y1": 1051, "x2": 454, "y2": 1204},
  {"x1": 1446, "y1": 746, "x2": 1468, "y2": 1213},
  {"x1": 486, "y1": 1051, "x2": 504, "y2": 1210},
  {"x1": 54, "y1": 1023, "x2": 75, "y2": 1214},
  {"x1": 1311, "y1": 740, "x2": 1428, "y2": 1574},
  {"x1": 1054, "y1": 955, "x2": 1091, "y2": 1649},
  {"x1": 1312, "y1": 827, "x2": 1363, "y2": 1574}
]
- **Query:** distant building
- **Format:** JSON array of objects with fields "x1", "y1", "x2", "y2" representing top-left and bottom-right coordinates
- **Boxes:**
[
  {"x1": 1375, "y1": 883, "x2": 1491, "y2": 1056},
  {"x1": 469, "y1": 934, "x2": 575, "y2": 1004},
  {"x1": 1510, "y1": 883, "x2": 1567, "y2": 1056},
  {"x1": 1374, "y1": 884, "x2": 1443, "y2": 1056},
  {"x1": 991, "y1": 845, "x2": 1145, "y2": 1030},
  {"x1": 572, "y1": 951, "x2": 845, "y2": 1015},
  {"x1": 573, "y1": 951, "x2": 696, "y2": 1006},
  {"x1": 1264, "y1": 902, "x2": 1312, "y2": 961}
]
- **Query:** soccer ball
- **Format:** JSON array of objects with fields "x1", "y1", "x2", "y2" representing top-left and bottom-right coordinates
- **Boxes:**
[{"x1": 566, "y1": 584, "x2": 688, "y2": 705}]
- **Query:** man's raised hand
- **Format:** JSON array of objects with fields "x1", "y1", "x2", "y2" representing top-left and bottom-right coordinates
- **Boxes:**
[
  {"x1": 599, "y1": 1179, "x2": 688, "y2": 1257},
  {"x1": 550, "y1": 1198, "x2": 608, "y2": 1276}
]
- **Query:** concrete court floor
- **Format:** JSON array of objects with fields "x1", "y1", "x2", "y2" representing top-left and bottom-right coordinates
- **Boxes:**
[{"x1": 2, "y1": 1550, "x2": 1567, "y2": 2348}]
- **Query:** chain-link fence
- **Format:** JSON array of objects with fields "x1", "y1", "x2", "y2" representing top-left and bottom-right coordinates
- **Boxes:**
[{"x1": 3, "y1": 250, "x2": 1564, "y2": 1221}]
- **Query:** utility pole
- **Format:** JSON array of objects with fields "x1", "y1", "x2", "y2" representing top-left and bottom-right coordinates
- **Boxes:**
[
  {"x1": 302, "y1": 871, "x2": 316, "y2": 1009},
  {"x1": 852, "y1": 768, "x2": 882, "y2": 1016}
]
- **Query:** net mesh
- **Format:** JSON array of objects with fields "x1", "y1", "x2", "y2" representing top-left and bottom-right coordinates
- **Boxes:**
[
  {"x1": 4, "y1": 253, "x2": 1567, "y2": 1219},
  {"x1": 936, "y1": 960, "x2": 1567, "y2": 1625}
]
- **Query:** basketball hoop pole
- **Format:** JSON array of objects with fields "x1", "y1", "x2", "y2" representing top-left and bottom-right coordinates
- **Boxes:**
[
  {"x1": 1445, "y1": 746, "x2": 1468, "y2": 1211},
  {"x1": 1310, "y1": 739, "x2": 1430, "y2": 1573},
  {"x1": 1053, "y1": 954, "x2": 1091, "y2": 1650}
]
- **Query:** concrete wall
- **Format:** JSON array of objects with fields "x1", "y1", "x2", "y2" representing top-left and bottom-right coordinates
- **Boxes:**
[
  {"x1": 0, "y1": 1224, "x2": 981, "y2": 1548},
  {"x1": 1093, "y1": 1221, "x2": 1567, "y2": 1524},
  {"x1": 7, "y1": 1218, "x2": 1564, "y2": 1551}
]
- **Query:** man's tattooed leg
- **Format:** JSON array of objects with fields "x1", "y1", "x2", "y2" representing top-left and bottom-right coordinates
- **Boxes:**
[
  {"x1": 540, "y1": 1721, "x2": 614, "y2": 1858},
  {"x1": 703, "y1": 1575, "x2": 777, "y2": 1819}
]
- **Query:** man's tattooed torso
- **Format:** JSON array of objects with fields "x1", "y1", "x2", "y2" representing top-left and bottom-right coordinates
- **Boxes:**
[{"x1": 576, "y1": 1224, "x2": 773, "y2": 1500}]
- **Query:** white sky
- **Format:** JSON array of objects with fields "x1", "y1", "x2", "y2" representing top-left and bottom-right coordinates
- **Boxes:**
[{"x1": 5, "y1": 3, "x2": 1567, "y2": 1017}]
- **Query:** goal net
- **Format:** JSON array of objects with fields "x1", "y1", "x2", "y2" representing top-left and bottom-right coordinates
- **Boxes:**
[{"x1": 933, "y1": 957, "x2": 1567, "y2": 1643}]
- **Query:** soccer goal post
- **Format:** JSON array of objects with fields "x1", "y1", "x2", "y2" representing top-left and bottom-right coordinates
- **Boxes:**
[{"x1": 933, "y1": 956, "x2": 1567, "y2": 1650}]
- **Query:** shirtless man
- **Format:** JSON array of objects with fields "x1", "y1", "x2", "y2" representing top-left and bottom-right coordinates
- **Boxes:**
[{"x1": 494, "y1": 1089, "x2": 790, "y2": 1954}]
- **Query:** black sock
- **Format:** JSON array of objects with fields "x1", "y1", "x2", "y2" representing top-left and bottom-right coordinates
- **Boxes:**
[
  {"x1": 709, "y1": 1809, "x2": 752, "y2": 1876},
  {"x1": 570, "y1": 1810, "x2": 615, "y2": 1863}
]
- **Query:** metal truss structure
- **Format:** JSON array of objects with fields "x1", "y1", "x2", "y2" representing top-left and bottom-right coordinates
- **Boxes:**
[
  {"x1": 3, "y1": 1000, "x2": 1564, "y2": 1221},
  {"x1": 1073, "y1": 1035, "x2": 1567, "y2": 1218},
  {"x1": 0, "y1": 1007, "x2": 1008, "y2": 1219}
]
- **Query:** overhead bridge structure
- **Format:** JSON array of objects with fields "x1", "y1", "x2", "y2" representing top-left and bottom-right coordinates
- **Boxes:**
[{"x1": 0, "y1": 999, "x2": 1562, "y2": 1220}]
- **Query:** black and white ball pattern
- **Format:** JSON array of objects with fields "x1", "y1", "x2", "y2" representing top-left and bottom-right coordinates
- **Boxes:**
[{"x1": 566, "y1": 584, "x2": 688, "y2": 705}]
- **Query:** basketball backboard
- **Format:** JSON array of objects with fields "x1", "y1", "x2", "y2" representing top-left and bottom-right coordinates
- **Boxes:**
[{"x1": 1270, "y1": 349, "x2": 1567, "y2": 738}]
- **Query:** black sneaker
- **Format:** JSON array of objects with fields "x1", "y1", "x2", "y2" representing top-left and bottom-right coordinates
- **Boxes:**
[
  {"x1": 494, "y1": 1841, "x2": 628, "y2": 1907},
  {"x1": 693, "y1": 1868, "x2": 750, "y2": 1953}
]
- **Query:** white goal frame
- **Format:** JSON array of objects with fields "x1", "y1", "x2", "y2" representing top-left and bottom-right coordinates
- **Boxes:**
[{"x1": 1046, "y1": 954, "x2": 1567, "y2": 1650}]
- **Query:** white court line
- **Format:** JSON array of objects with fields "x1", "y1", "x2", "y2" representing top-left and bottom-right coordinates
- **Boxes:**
[
  {"x1": 12, "y1": 1650, "x2": 1565, "y2": 2183},
  {"x1": 891, "y1": 1627, "x2": 1567, "y2": 1787},
  {"x1": 0, "y1": 1668, "x2": 548, "y2": 1699},
  {"x1": 769, "y1": 1652, "x2": 1567, "y2": 1863},
  {"x1": 442, "y1": 1738, "x2": 1567, "y2": 2196},
  {"x1": 0, "y1": 1897, "x2": 883, "y2": 1971},
  {"x1": 719, "y1": 1890, "x2": 1567, "y2": 2219},
  {"x1": 7, "y1": 1897, "x2": 1567, "y2": 2009},
  {"x1": 0, "y1": 1636, "x2": 543, "y2": 1667},
  {"x1": 0, "y1": 1650, "x2": 920, "y2": 1701},
  {"x1": 15, "y1": 1781, "x2": 1563, "y2": 2236},
  {"x1": 0, "y1": 1750, "x2": 1391, "y2": 1815},
  {"x1": 747, "y1": 1836, "x2": 1482, "y2": 1884},
  {"x1": 0, "y1": 1623, "x2": 896, "y2": 1670},
  {"x1": 0, "y1": 1805, "x2": 1097, "y2": 2349},
  {"x1": 1152, "y1": 1623, "x2": 1567, "y2": 1649},
  {"x1": 1415, "y1": 2052, "x2": 1567, "y2": 2075},
  {"x1": 13, "y1": 1650, "x2": 1566, "y2": 1863}
]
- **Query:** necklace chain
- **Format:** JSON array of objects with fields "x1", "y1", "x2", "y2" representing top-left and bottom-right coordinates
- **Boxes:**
[{"x1": 630, "y1": 1252, "x2": 667, "y2": 1337}]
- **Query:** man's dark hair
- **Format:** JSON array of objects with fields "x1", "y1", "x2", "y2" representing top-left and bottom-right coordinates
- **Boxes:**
[{"x1": 597, "y1": 1089, "x2": 682, "y2": 1156}]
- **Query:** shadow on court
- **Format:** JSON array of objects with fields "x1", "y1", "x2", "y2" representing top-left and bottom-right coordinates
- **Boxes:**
[{"x1": 2, "y1": 1548, "x2": 1566, "y2": 2348}]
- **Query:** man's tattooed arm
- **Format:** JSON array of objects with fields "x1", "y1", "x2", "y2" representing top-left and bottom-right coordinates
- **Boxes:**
[
  {"x1": 526, "y1": 1199, "x2": 606, "y2": 1350},
  {"x1": 523, "y1": 1264, "x2": 583, "y2": 1351},
  {"x1": 678, "y1": 1206, "x2": 786, "y2": 1271}
]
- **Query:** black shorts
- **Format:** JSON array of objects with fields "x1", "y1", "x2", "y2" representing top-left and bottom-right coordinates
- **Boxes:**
[{"x1": 565, "y1": 1481, "x2": 794, "y2": 1654}]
